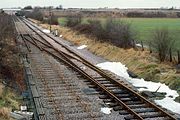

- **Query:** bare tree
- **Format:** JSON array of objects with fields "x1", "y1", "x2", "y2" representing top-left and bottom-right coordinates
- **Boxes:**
[
  {"x1": 25, "y1": 7, "x2": 43, "y2": 21},
  {"x1": 105, "y1": 18, "x2": 135, "y2": 48},
  {"x1": 66, "y1": 15, "x2": 82, "y2": 27},
  {"x1": 72, "y1": 17, "x2": 135, "y2": 48},
  {"x1": 87, "y1": 19, "x2": 106, "y2": 40},
  {"x1": 151, "y1": 28, "x2": 174, "y2": 62},
  {"x1": 23, "y1": 6, "x2": 33, "y2": 10}
]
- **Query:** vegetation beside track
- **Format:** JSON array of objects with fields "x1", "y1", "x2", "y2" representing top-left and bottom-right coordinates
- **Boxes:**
[
  {"x1": 58, "y1": 17, "x2": 180, "y2": 49},
  {"x1": 0, "y1": 13, "x2": 24, "y2": 120},
  {"x1": 31, "y1": 18, "x2": 180, "y2": 103}
]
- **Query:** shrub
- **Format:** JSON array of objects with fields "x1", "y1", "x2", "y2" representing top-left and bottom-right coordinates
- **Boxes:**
[
  {"x1": 67, "y1": 17, "x2": 135, "y2": 48},
  {"x1": 105, "y1": 18, "x2": 135, "y2": 48},
  {"x1": 42, "y1": 14, "x2": 58, "y2": 25},
  {"x1": 25, "y1": 8, "x2": 43, "y2": 21},
  {"x1": 73, "y1": 24, "x2": 92, "y2": 34},
  {"x1": 66, "y1": 15, "x2": 82, "y2": 27},
  {"x1": 87, "y1": 19, "x2": 106, "y2": 40},
  {"x1": 72, "y1": 18, "x2": 135, "y2": 48},
  {"x1": 51, "y1": 15, "x2": 59, "y2": 25},
  {"x1": 176, "y1": 12, "x2": 180, "y2": 18},
  {"x1": 23, "y1": 6, "x2": 33, "y2": 10},
  {"x1": 0, "y1": 13, "x2": 24, "y2": 91},
  {"x1": 151, "y1": 28, "x2": 175, "y2": 62}
]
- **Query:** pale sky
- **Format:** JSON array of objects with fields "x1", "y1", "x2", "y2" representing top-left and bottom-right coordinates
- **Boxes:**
[{"x1": 1, "y1": 0, "x2": 180, "y2": 9}]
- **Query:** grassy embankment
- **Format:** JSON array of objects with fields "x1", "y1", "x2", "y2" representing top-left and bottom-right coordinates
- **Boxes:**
[
  {"x1": 32, "y1": 18, "x2": 180, "y2": 102},
  {"x1": 0, "y1": 83, "x2": 20, "y2": 120},
  {"x1": 0, "y1": 13, "x2": 24, "y2": 120}
]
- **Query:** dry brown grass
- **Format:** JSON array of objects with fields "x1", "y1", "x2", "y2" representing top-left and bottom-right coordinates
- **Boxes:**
[
  {"x1": 0, "y1": 84, "x2": 20, "y2": 120},
  {"x1": 34, "y1": 20, "x2": 180, "y2": 101},
  {"x1": 0, "y1": 83, "x2": 3, "y2": 97},
  {"x1": 37, "y1": 21, "x2": 176, "y2": 74},
  {"x1": 0, "y1": 107, "x2": 11, "y2": 119}
]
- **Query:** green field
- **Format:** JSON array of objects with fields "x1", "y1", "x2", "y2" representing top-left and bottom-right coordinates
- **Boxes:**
[
  {"x1": 58, "y1": 18, "x2": 180, "y2": 49},
  {"x1": 123, "y1": 18, "x2": 180, "y2": 49}
]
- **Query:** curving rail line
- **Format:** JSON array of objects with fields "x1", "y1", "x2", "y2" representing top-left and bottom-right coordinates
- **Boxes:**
[{"x1": 15, "y1": 16, "x2": 177, "y2": 120}]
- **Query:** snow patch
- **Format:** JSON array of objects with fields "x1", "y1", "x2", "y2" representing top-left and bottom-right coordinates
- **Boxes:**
[
  {"x1": 96, "y1": 62, "x2": 180, "y2": 114},
  {"x1": 136, "y1": 43, "x2": 148, "y2": 48},
  {"x1": 100, "y1": 107, "x2": 112, "y2": 114},
  {"x1": 136, "y1": 43, "x2": 142, "y2": 47},
  {"x1": 42, "y1": 29, "x2": 50, "y2": 33},
  {"x1": 130, "y1": 78, "x2": 179, "y2": 98},
  {"x1": 155, "y1": 97, "x2": 180, "y2": 114},
  {"x1": 97, "y1": 62, "x2": 129, "y2": 79},
  {"x1": 80, "y1": 66, "x2": 86, "y2": 70},
  {"x1": 77, "y1": 45, "x2": 87, "y2": 49}
]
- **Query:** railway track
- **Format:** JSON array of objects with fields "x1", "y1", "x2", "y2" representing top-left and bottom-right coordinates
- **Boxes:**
[{"x1": 14, "y1": 16, "x2": 177, "y2": 120}]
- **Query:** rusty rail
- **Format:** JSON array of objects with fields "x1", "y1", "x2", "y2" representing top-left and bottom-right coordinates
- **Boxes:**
[{"x1": 18, "y1": 16, "x2": 177, "y2": 120}]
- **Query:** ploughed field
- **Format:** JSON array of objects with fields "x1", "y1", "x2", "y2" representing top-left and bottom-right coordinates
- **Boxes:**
[{"x1": 58, "y1": 17, "x2": 180, "y2": 49}]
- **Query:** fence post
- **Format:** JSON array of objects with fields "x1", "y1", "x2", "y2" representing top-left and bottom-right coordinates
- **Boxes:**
[
  {"x1": 141, "y1": 41, "x2": 144, "y2": 51},
  {"x1": 169, "y1": 48, "x2": 172, "y2": 62},
  {"x1": 133, "y1": 39, "x2": 136, "y2": 48},
  {"x1": 178, "y1": 50, "x2": 180, "y2": 64},
  {"x1": 149, "y1": 42, "x2": 152, "y2": 53}
]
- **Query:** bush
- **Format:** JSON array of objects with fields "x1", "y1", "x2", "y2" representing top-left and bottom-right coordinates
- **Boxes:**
[
  {"x1": 151, "y1": 28, "x2": 175, "y2": 62},
  {"x1": 73, "y1": 24, "x2": 92, "y2": 34},
  {"x1": 51, "y1": 15, "x2": 59, "y2": 25},
  {"x1": 0, "y1": 13, "x2": 24, "y2": 91},
  {"x1": 72, "y1": 18, "x2": 135, "y2": 48},
  {"x1": 23, "y1": 6, "x2": 33, "y2": 10},
  {"x1": 66, "y1": 16, "x2": 82, "y2": 27},
  {"x1": 177, "y1": 12, "x2": 180, "y2": 18},
  {"x1": 42, "y1": 14, "x2": 58, "y2": 25},
  {"x1": 87, "y1": 19, "x2": 107, "y2": 40},
  {"x1": 25, "y1": 8, "x2": 43, "y2": 21},
  {"x1": 105, "y1": 18, "x2": 135, "y2": 48}
]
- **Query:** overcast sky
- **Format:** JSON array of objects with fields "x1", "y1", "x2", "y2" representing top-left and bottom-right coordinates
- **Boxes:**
[{"x1": 1, "y1": 0, "x2": 180, "y2": 8}]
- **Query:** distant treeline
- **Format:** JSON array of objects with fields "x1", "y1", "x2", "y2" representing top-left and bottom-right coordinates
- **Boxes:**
[{"x1": 41, "y1": 9, "x2": 180, "y2": 18}]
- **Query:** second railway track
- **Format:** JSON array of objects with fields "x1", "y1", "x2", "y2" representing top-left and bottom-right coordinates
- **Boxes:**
[{"x1": 14, "y1": 16, "x2": 177, "y2": 120}]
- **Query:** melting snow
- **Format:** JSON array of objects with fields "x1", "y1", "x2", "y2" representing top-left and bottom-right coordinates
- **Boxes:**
[
  {"x1": 96, "y1": 62, "x2": 180, "y2": 114},
  {"x1": 42, "y1": 29, "x2": 50, "y2": 33},
  {"x1": 155, "y1": 97, "x2": 180, "y2": 114},
  {"x1": 136, "y1": 43, "x2": 148, "y2": 48},
  {"x1": 100, "y1": 107, "x2": 112, "y2": 114},
  {"x1": 136, "y1": 43, "x2": 142, "y2": 47},
  {"x1": 77, "y1": 45, "x2": 87, "y2": 49}
]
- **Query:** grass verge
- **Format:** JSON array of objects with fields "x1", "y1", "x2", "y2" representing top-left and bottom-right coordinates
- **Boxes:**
[{"x1": 0, "y1": 83, "x2": 21, "y2": 120}]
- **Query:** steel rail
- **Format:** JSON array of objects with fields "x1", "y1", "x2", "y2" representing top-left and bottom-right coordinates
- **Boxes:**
[
  {"x1": 14, "y1": 20, "x2": 63, "y2": 119},
  {"x1": 43, "y1": 48, "x2": 144, "y2": 120},
  {"x1": 22, "y1": 28, "x2": 162, "y2": 120},
  {"x1": 20, "y1": 26, "x2": 144, "y2": 119},
  {"x1": 20, "y1": 17, "x2": 177, "y2": 120},
  {"x1": 30, "y1": 54, "x2": 64, "y2": 120}
]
